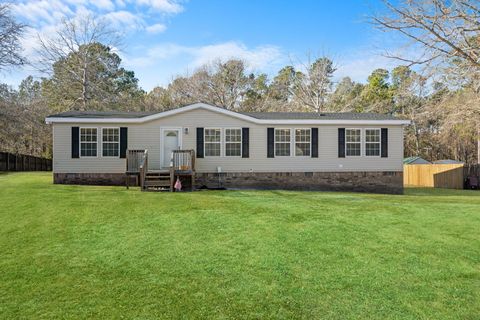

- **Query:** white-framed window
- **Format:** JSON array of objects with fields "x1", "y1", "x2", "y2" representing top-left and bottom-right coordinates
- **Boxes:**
[
  {"x1": 294, "y1": 128, "x2": 311, "y2": 156},
  {"x1": 225, "y1": 128, "x2": 242, "y2": 157},
  {"x1": 80, "y1": 127, "x2": 97, "y2": 157},
  {"x1": 204, "y1": 128, "x2": 221, "y2": 157},
  {"x1": 102, "y1": 127, "x2": 120, "y2": 157},
  {"x1": 275, "y1": 129, "x2": 291, "y2": 156},
  {"x1": 345, "y1": 128, "x2": 361, "y2": 156},
  {"x1": 365, "y1": 129, "x2": 381, "y2": 156}
]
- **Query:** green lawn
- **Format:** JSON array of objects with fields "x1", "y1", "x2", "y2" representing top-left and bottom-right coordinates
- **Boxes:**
[{"x1": 0, "y1": 172, "x2": 479, "y2": 319}]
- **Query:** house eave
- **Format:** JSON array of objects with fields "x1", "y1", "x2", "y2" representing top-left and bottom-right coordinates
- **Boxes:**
[
  {"x1": 45, "y1": 102, "x2": 411, "y2": 125},
  {"x1": 45, "y1": 117, "x2": 411, "y2": 125}
]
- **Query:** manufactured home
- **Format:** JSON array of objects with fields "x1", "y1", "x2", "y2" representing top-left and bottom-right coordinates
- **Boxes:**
[{"x1": 45, "y1": 103, "x2": 410, "y2": 193}]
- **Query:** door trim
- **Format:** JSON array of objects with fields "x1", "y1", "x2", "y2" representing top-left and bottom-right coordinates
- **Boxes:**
[{"x1": 160, "y1": 127, "x2": 183, "y2": 168}]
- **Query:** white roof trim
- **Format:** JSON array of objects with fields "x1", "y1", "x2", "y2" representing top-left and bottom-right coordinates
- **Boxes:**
[{"x1": 45, "y1": 102, "x2": 411, "y2": 125}]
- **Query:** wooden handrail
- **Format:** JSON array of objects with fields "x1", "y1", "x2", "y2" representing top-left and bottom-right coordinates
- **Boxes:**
[
  {"x1": 169, "y1": 149, "x2": 196, "y2": 191},
  {"x1": 170, "y1": 149, "x2": 196, "y2": 171},
  {"x1": 126, "y1": 149, "x2": 145, "y2": 173},
  {"x1": 139, "y1": 150, "x2": 148, "y2": 190}
]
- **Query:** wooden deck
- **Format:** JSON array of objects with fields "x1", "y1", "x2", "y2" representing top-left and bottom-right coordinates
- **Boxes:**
[{"x1": 126, "y1": 149, "x2": 196, "y2": 192}]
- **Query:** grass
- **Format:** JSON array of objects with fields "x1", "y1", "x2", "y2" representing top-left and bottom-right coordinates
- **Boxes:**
[{"x1": 0, "y1": 172, "x2": 479, "y2": 319}]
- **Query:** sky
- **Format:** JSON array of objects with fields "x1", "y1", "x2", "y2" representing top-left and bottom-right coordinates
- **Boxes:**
[{"x1": 2, "y1": 0, "x2": 404, "y2": 91}]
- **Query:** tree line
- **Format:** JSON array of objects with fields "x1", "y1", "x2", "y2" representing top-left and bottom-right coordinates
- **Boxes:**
[{"x1": 0, "y1": 1, "x2": 478, "y2": 163}]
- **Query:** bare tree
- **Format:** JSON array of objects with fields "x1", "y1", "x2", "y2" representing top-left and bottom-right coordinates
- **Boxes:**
[
  {"x1": 291, "y1": 55, "x2": 337, "y2": 112},
  {"x1": 372, "y1": 1, "x2": 480, "y2": 74},
  {"x1": 373, "y1": 0, "x2": 480, "y2": 163},
  {"x1": 201, "y1": 59, "x2": 250, "y2": 110},
  {"x1": 36, "y1": 15, "x2": 121, "y2": 110},
  {"x1": 0, "y1": 4, "x2": 26, "y2": 70}
]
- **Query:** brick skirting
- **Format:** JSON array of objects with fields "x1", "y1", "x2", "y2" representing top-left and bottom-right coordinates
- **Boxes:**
[
  {"x1": 54, "y1": 173, "x2": 136, "y2": 186},
  {"x1": 54, "y1": 171, "x2": 403, "y2": 194},
  {"x1": 196, "y1": 171, "x2": 404, "y2": 194}
]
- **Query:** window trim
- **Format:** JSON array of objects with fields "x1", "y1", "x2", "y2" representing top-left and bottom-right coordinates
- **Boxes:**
[
  {"x1": 293, "y1": 128, "x2": 311, "y2": 157},
  {"x1": 79, "y1": 127, "x2": 98, "y2": 158},
  {"x1": 364, "y1": 128, "x2": 382, "y2": 157},
  {"x1": 204, "y1": 127, "x2": 222, "y2": 157},
  {"x1": 274, "y1": 128, "x2": 292, "y2": 157},
  {"x1": 345, "y1": 128, "x2": 362, "y2": 157},
  {"x1": 224, "y1": 127, "x2": 242, "y2": 157},
  {"x1": 101, "y1": 127, "x2": 120, "y2": 158}
]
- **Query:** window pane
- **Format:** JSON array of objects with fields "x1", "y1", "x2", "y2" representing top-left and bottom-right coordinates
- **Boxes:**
[
  {"x1": 102, "y1": 128, "x2": 119, "y2": 157},
  {"x1": 366, "y1": 143, "x2": 380, "y2": 156},
  {"x1": 103, "y1": 143, "x2": 119, "y2": 157},
  {"x1": 275, "y1": 142, "x2": 290, "y2": 156},
  {"x1": 225, "y1": 143, "x2": 241, "y2": 156},
  {"x1": 295, "y1": 143, "x2": 310, "y2": 156},
  {"x1": 295, "y1": 129, "x2": 310, "y2": 142},
  {"x1": 81, "y1": 128, "x2": 97, "y2": 142},
  {"x1": 204, "y1": 128, "x2": 221, "y2": 156},
  {"x1": 346, "y1": 143, "x2": 361, "y2": 156},
  {"x1": 80, "y1": 128, "x2": 97, "y2": 157},
  {"x1": 205, "y1": 143, "x2": 220, "y2": 156},
  {"x1": 275, "y1": 129, "x2": 291, "y2": 156},
  {"x1": 366, "y1": 129, "x2": 380, "y2": 142},
  {"x1": 205, "y1": 129, "x2": 221, "y2": 142},
  {"x1": 225, "y1": 129, "x2": 241, "y2": 142},
  {"x1": 275, "y1": 129, "x2": 290, "y2": 142},
  {"x1": 102, "y1": 128, "x2": 119, "y2": 142},
  {"x1": 346, "y1": 129, "x2": 361, "y2": 142},
  {"x1": 81, "y1": 142, "x2": 97, "y2": 157},
  {"x1": 295, "y1": 129, "x2": 310, "y2": 156}
]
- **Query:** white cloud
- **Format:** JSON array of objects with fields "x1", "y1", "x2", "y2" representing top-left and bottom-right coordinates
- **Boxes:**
[
  {"x1": 121, "y1": 41, "x2": 286, "y2": 90},
  {"x1": 10, "y1": 0, "x2": 184, "y2": 65},
  {"x1": 115, "y1": 0, "x2": 127, "y2": 7},
  {"x1": 146, "y1": 23, "x2": 167, "y2": 34},
  {"x1": 336, "y1": 55, "x2": 398, "y2": 83},
  {"x1": 103, "y1": 10, "x2": 145, "y2": 29},
  {"x1": 335, "y1": 46, "x2": 421, "y2": 83},
  {"x1": 135, "y1": 0, "x2": 184, "y2": 13},
  {"x1": 12, "y1": 0, "x2": 74, "y2": 25},
  {"x1": 191, "y1": 42, "x2": 284, "y2": 70},
  {"x1": 91, "y1": 0, "x2": 116, "y2": 11},
  {"x1": 127, "y1": 41, "x2": 284, "y2": 70},
  {"x1": 11, "y1": 0, "x2": 182, "y2": 32}
]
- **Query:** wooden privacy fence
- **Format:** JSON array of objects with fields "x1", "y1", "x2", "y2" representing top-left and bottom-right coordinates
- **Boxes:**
[
  {"x1": 0, "y1": 152, "x2": 52, "y2": 172},
  {"x1": 464, "y1": 164, "x2": 480, "y2": 178},
  {"x1": 403, "y1": 164, "x2": 464, "y2": 189}
]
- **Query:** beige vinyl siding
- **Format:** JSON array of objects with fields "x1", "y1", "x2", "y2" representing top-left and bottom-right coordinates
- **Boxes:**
[{"x1": 52, "y1": 108, "x2": 404, "y2": 173}]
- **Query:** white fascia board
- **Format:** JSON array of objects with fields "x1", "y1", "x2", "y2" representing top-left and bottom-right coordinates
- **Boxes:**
[{"x1": 45, "y1": 102, "x2": 411, "y2": 125}]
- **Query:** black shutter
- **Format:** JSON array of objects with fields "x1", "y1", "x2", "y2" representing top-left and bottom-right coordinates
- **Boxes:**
[
  {"x1": 338, "y1": 128, "x2": 345, "y2": 158},
  {"x1": 311, "y1": 128, "x2": 318, "y2": 158},
  {"x1": 120, "y1": 127, "x2": 128, "y2": 158},
  {"x1": 242, "y1": 127, "x2": 249, "y2": 158},
  {"x1": 267, "y1": 128, "x2": 274, "y2": 158},
  {"x1": 196, "y1": 127, "x2": 204, "y2": 158},
  {"x1": 381, "y1": 128, "x2": 388, "y2": 158},
  {"x1": 72, "y1": 127, "x2": 79, "y2": 158}
]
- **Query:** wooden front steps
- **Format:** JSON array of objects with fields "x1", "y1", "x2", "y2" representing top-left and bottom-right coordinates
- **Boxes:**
[
  {"x1": 126, "y1": 149, "x2": 196, "y2": 192},
  {"x1": 143, "y1": 171, "x2": 171, "y2": 191}
]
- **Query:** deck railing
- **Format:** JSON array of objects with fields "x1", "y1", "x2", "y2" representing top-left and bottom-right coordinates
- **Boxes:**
[
  {"x1": 170, "y1": 149, "x2": 196, "y2": 172},
  {"x1": 138, "y1": 150, "x2": 148, "y2": 190},
  {"x1": 126, "y1": 149, "x2": 146, "y2": 174},
  {"x1": 170, "y1": 149, "x2": 196, "y2": 190}
]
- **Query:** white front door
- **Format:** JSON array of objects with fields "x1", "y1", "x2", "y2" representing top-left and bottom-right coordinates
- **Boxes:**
[{"x1": 162, "y1": 129, "x2": 181, "y2": 168}]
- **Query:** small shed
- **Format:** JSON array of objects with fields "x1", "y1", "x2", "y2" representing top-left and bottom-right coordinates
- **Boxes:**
[{"x1": 403, "y1": 156, "x2": 431, "y2": 165}]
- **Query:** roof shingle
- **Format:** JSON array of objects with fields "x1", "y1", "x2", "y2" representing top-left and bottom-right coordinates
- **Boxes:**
[{"x1": 49, "y1": 110, "x2": 402, "y2": 121}]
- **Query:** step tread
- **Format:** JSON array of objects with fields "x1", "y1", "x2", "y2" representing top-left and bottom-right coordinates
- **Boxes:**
[
  {"x1": 144, "y1": 181, "x2": 171, "y2": 186},
  {"x1": 145, "y1": 176, "x2": 170, "y2": 180}
]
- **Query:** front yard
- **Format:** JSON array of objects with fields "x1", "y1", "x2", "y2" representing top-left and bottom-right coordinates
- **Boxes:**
[{"x1": 0, "y1": 172, "x2": 479, "y2": 319}]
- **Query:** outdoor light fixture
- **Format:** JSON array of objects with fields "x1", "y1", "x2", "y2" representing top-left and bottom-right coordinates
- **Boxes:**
[{"x1": 184, "y1": 127, "x2": 189, "y2": 135}]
